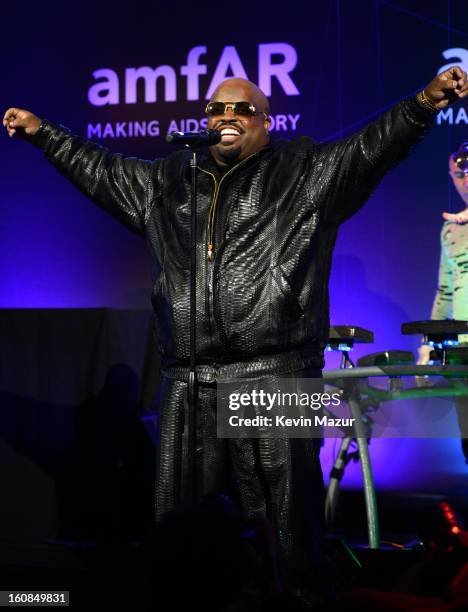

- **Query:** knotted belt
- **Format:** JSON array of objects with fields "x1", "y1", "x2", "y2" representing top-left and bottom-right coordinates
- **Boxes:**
[{"x1": 161, "y1": 345, "x2": 324, "y2": 384}]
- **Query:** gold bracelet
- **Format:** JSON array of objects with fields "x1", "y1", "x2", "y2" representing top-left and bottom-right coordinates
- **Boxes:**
[{"x1": 416, "y1": 90, "x2": 438, "y2": 113}]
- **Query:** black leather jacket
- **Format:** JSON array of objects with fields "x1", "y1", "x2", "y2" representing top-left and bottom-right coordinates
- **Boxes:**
[{"x1": 33, "y1": 97, "x2": 435, "y2": 369}]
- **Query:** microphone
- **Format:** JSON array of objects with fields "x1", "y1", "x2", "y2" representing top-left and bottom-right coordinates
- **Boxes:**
[{"x1": 166, "y1": 129, "x2": 221, "y2": 147}]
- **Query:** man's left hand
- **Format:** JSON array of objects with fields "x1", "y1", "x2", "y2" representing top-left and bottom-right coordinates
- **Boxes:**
[{"x1": 424, "y1": 66, "x2": 468, "y2": 108}]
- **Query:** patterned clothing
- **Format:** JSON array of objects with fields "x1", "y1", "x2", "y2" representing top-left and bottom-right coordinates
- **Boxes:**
[
  {"x1": 431, "y1": 218, "x2": 468, "y2": 451},
  {"x1": 431, "y1": 219, "x2": 468, "y2": 343}
]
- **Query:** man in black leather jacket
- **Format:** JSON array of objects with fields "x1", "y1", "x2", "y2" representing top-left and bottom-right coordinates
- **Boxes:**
[{"x1": 4, "y1": 68, "x2": 467, "y2": 602}]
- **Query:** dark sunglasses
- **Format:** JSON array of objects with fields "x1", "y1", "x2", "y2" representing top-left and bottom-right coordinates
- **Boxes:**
[
  {"x1": 205, "y1": 101, "x2": 267, "y2": 118},
  {"x1": 450, "y1": 170, "x2": 468, "y2": 179}
]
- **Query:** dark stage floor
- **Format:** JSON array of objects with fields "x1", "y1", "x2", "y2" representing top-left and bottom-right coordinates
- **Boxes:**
[{"x1": 1, "y1": 490, "x2": 468, "y2": 611}]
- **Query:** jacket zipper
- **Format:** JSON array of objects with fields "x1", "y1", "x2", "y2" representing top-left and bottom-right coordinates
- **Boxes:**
[
  {"x1": 198, "y1": 151, "x2": 259, "y2": 262},
  {"x1": 197, "y1": 167, "x2": 218, "y2": 262},
  {"x1": 197, "y1": 152, "x2": 260, "y2": 344}
]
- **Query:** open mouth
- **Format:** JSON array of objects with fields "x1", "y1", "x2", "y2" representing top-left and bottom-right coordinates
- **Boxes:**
[{"x1": 219, "y1": 127, "x2": 241, "y2": 144}]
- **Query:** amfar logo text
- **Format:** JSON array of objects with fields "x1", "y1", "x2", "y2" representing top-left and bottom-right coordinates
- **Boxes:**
[{"x1": 87, "y1": 43, "x2": 299, "y2": 106}]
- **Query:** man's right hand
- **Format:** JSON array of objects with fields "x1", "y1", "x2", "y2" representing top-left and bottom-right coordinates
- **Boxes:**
[{"x1": 3, "y1": 108, "x2": 42, "y2": 140}]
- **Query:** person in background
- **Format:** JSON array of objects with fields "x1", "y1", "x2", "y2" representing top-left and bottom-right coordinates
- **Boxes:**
[{"x1": 418, "y1": 141, "x2": 468, "y2": 460}]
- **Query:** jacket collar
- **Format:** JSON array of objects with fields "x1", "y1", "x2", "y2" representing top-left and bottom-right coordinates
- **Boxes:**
[{"x1": 196, "y1": 138, "x2": 276, "y2": 175}]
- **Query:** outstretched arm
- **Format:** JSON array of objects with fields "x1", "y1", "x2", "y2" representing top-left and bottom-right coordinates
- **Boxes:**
[
  {"x1": 319, "y1": 66, "x2": 468, "y2": 225},
  {"x1": 3, "y1": 108, "x2": 158, "y2": 234}
]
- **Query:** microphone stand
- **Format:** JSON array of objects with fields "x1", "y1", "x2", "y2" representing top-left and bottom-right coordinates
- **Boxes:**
[
  {"x1": 166, "y1": 130, "x2": 220, "y2": 509},
  {"x1": 187, "y1": 146, "x2": 198, "y2": 508}
]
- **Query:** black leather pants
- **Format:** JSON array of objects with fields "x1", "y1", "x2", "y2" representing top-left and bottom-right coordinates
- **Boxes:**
[{"x1": 154, "y1": 365, "x2": 325, "y2": 592}]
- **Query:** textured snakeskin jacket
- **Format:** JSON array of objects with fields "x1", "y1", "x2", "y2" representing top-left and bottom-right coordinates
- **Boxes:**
[{"x1": 33, "y1": 97, "x2": 435, "y2": 368}]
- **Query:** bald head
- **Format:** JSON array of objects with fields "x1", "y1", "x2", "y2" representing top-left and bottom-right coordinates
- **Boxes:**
[
  {"x1": 210, "y1": 78, "x2": 270, "y2": 115},
  {"x1": 206, "y1": 78, "x2": 271, "y2": 166}
]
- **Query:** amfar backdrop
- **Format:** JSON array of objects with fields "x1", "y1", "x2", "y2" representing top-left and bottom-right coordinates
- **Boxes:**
[{"x1": 1, "y1": 0, "x2": 467, "y2": 496}]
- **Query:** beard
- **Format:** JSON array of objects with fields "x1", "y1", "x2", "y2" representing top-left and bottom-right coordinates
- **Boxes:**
[{"x1": 216, "y1": 143, "x2": 242, "y2": 165}]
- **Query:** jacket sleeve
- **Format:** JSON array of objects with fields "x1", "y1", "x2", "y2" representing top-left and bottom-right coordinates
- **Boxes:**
[
  {"x1": 431, "y1": 224, "x2": 453, "y2": 320},
  {"x1": 317, "y1": 96, "x2": 437, "y2": 225},
  {"x1": 31, "y1": 119, "x2": 160, "y2": 234}
]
